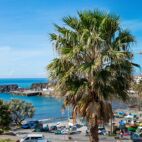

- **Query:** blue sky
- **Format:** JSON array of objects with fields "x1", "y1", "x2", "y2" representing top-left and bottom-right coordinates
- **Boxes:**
[{"x1": 0, "y1": 0, "x2": 142, "y2": 78}]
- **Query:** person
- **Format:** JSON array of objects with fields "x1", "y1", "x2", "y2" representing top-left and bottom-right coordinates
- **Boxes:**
[
  {"x1": 119, "y1": 120, "x2": 125, "y2": 130},
  {"x1": 120, "y1": 130, "x2": 124, "y2": 139}
]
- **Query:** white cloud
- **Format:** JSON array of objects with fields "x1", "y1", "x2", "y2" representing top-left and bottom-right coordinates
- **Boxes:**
[{"x1": 0, "y1": 45, "x2": 57, "y2": 78}]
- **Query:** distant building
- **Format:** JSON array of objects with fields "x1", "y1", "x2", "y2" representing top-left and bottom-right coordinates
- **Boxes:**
[{"x1": 133, "y1": 75, "x2": 142, "y2": 84}]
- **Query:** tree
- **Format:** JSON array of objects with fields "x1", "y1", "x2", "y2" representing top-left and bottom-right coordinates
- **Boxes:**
[
  {"x1": 48, "y1": 10, "x2": 136, "y2": 142},
  {"x1": 9, "y1": 99, "x2": 35, "y2": 125},
  {"x1": 0, "y1": 100, "x2": 11, "y2": 133},
  {"x1": 132, "y1": 79, "x2": 142, "y2": 110}
]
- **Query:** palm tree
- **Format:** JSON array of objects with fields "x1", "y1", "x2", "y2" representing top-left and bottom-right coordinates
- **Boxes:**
[{"x1": 48, "y1": 10, "x2": 136, "y2": 142}]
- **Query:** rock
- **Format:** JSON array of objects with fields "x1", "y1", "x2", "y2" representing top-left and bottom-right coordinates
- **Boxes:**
[
  {"x1": 0, "y1": 84, "x2": 18, "y2": 93},
  {"x1": 31, "y1": 83, "x2": 48, "y2": 91}
]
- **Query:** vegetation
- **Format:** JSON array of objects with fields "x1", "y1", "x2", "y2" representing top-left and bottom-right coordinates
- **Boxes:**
[
  {"x1": 132, "y1": 80, "x2": 142, "y2": 110},
  {"x1": 0, "y1": 99, "x2": 35, "y2": 134},
  {"x1": 48, "y1": 10, "x2": 136, "y2": 142},
  {"x1": 0, "y1": 100, "x2": 11, "y2": 133},
  {"x1": 0, "y1": 139, "x2": 15, "y2": 142},
  {"x1": 9, "y1": 99, "x2": 35, "y2": 126}
]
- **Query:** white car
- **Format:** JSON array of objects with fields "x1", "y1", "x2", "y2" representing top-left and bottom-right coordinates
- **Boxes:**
[{"x1": 20, "y1": 134, "x2": 49, "y2": 142}]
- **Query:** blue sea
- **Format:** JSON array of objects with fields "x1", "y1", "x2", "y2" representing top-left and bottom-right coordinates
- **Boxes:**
[
  {"x1": 0, "y1": 78, "x2": 48, "y2": 88},
  {"x1": 0, "y1": 78, "x2": 70, "y2": 121}
]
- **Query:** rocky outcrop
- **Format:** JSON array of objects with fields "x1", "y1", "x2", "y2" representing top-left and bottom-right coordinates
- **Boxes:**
[
  {"x1": 0, "y1": 84, "x2": 18, "y2": 93},
  {"x1": 31, "y1": 83, "x2": 48, "y2": 90}
]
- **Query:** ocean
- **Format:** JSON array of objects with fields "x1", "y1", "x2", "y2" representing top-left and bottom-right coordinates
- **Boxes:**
[
  {"x1": 0, "y1": 78, "x2": 48, "y2": 88},
  {"x1": 0, "y1": 78, "x2": 69, "y2": 120}
]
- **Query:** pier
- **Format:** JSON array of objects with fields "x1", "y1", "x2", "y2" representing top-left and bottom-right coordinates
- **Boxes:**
[{"x1": 10, "y1": 90, "x2": 43, "y2": 96}]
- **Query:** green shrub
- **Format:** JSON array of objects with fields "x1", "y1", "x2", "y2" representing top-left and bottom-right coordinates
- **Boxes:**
[
  {"x1": 0, "y1": 129, "x2": 4, "y2": 134},
  {"x1": 0, "y1": 139, "x2": 14, "y2": 142}
]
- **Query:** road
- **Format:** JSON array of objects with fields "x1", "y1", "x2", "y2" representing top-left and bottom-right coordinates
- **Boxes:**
[{"x1": 0, "y1": 132, "x2": 133, "y2": 142}]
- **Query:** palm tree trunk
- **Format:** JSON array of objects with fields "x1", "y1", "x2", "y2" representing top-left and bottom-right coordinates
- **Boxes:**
[
  {"x1": 139, "y1": 100, "x2": 141, "y2": 111},
  {"x1": 89, "y1": 116, "x2": 99, "y2": 142},
  {"x1": 138, "y1": 94, "x2": 141, "y2": 111},
  {"x1": 110, "y1": 116, "x2": 113, "y2": 134},
  {"x1": 110, "y1": 100, "x2": 113, "y2": 134},
  {"x1": 90, "y1": 125, "x2": 99, "y2": 142}
]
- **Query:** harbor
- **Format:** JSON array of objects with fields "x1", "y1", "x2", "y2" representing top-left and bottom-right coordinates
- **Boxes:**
[{"x1": 0, "y1": 0, "x2": 142, "y2": 141}]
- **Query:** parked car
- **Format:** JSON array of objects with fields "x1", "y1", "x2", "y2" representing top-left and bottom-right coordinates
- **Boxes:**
[
  {"x1": 131, "y1": 133, "x2": 142, "y2": 142},
  {"x1": 54, "y1": 126, "x2": 81, "y2": 135},
  {"x1": 136, "y1": 127, "x2": 142, "y2": 133},
  {"x1": 74, "y1": 124, "x2": 83, "y2": 128},
  {"x1": 49, "y1": 125, "x2": 57, "y2": 133},
  {"x1": 86, "y1": 127, "x2": 107, "y2": 135},
  {"x1": 21, "y1": 121, "x2": 39, "y2": 129},
  {"x1": 98, "y1": 127, "x2": 107, "y2": 135},
  {"x1": 19, "y1": 134, "x2": 50, "y2": 142},
  {"x1": 34, "y1": 123, "x2": 49, "y2": 132},
  {"x1": 69, "y1": 126, "x2": 81, "y2": 134},
  {"x1": 54, "y1": 130, "x2": 62, "y2": 135}
]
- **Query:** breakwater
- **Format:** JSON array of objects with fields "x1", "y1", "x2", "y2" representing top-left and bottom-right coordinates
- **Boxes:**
[
  {"x1": 0, "y1": 83, "x2": 49, "y2": 96},
  {"x1": 0, "y1": 84, "x2": 18, "y2": 93},
  {"x1": 10, "y1": 90, "x2": 43, "y2": 96}
]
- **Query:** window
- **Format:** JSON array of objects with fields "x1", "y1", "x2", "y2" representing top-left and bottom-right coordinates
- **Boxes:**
[
  {"x1": 31, "y1": 137, "x2": 42, "y2": 140},
  {"x1": 25, "y1": 137, "x2": 30, "y2": 140}
]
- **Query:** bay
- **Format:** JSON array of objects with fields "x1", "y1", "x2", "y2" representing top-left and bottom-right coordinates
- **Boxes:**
[{"x1": 0, "y1": 78, "x2": 69, "y2": 120}]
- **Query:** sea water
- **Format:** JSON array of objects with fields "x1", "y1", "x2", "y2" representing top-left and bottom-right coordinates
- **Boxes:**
[
  {"x1": 0, "y1": 78, "x2": 48, "y2": 88},
  {"x1": 0, "y1": 78, "x2": 69, "y2": 120}
]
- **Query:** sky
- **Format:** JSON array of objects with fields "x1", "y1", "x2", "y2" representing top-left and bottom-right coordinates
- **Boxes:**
[{"x1": 0, "y1": 0, "x2": 142, "y2": 78}]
